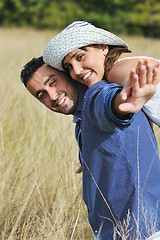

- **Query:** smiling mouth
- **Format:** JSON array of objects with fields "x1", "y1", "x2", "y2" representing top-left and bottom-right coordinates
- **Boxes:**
[
  {"x1": 57, "y1": 96, "x2": 66, "y2": 106},
  {"x1": 82, "y1": 71, "x2": 92, "y2": 81}
]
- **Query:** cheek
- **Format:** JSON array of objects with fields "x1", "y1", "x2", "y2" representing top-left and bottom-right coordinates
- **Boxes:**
[
  {"x1": 98, "y1": 57, "x2": 105, "y2": 74},
  {"x1": 88, "y1": 54, "x2": 104, "y2": 69},
  {"x1": 42, "y1": 98, "x2": 50, "y2": 108},
  {"x1": 92, "y1": 60, "x2": 105, "y2": 77}
]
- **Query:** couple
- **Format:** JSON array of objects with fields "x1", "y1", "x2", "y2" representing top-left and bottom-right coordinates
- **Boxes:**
[{"x1": 21, "y1": 21, "x2": 160, "y2": 239}]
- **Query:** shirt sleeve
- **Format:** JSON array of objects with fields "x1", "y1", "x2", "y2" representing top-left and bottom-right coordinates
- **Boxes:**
[{"x1": 87, "y1": 83, "x2": 135, "y2": 132}]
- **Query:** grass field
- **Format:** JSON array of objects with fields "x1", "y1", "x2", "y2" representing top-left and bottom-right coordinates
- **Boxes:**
[{"x1": 0, "y1": 28, "x2": 160, "y2": 239}]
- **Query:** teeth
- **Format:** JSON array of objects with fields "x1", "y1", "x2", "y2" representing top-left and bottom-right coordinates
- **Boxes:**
[
  {"x1": 82, "y1": 72, "x2": 91, "y2": 80},
  {"x1": 58, "y1": 97, "x2": 65, "y2": 106}
]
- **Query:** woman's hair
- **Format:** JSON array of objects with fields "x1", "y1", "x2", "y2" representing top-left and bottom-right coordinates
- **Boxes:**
[{"x1": 104, "y1": 46, "x2": 131, "y2": 79}]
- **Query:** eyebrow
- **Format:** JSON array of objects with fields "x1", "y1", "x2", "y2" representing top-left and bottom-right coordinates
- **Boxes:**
[
  {"x1": 44, "y1": 74, "x2": 55, "y2": 85},
  {"x1": 35, "y1": 74, "x2": 55, "y2": 99}
]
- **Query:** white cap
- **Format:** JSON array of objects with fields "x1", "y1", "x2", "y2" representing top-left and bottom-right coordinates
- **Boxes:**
[{"x1": 43, "y1": 21, "x2": 128, "y2": 71}]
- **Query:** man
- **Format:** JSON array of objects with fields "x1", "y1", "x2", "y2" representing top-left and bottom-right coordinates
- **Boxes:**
[
  {"x1": 21, "y1": 56, "x2": 85, "y2": 169},
  {"x1": 21, "y1": 56, "x2": 160, "y2": 239}
]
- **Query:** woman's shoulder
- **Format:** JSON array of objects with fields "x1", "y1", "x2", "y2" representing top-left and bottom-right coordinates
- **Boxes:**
[
  {"x1": 107, "y1": 53, "x2": 159, "y2": 85},
  {"x1": 107, "y1": 53, "x2": 137, "y2": 84},
  {"x1": 114, "y1": 53, "x2": 159, "y2": 65}
]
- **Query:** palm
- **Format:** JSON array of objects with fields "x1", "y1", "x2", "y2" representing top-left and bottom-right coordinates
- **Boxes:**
[
  {"x1": 119, "y1": 61, "x2": 159, "y2": 113},
  {"x1": 120, "y1": 84, "x2": 156, "y2": 113}
]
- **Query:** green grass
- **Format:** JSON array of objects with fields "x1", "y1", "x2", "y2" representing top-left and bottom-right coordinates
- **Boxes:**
[{"x1": 0, "y1": 27, "x2": 160, "y2": 239}]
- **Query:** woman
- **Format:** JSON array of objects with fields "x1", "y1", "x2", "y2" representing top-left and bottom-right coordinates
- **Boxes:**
[{"x1": 43, "y1": 21, "x2": 160, "y2": 125}]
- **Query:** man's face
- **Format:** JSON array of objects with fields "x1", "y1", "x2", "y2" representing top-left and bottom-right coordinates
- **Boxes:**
[{"x1": 26, "y1": 64, "x2": 80, "y2": 115}]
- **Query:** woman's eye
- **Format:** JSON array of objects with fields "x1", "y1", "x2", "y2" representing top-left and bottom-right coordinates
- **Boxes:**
[
  {"x1": 77, "y1": 54, "x2": 84, "y2": 61},
  {"x1": 67, "y1": 65, "x2": 72, "y2": 71}
]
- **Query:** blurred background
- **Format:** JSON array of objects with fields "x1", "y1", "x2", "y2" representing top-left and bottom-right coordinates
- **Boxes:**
[
  {"x1": 0, "y1": 0, "x2": 160, "y2": 37},
  {"x1": 0, "y1": 1, "x2": 160, "y2": 239}
]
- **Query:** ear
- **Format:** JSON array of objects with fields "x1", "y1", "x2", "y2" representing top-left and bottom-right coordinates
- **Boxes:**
[
  {"x1": 98, "y1": 44, "x2": 109, "y2": 56},
  {"x1": 102, "y1": 44, "x2": 109, "y2": 56}
]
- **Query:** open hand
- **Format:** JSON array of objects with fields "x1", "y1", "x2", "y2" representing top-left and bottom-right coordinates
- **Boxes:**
[{"x1": 119, "y1": 59, "x2": 160, "y2": 113}]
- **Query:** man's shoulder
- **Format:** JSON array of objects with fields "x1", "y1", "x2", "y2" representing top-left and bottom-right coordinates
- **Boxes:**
[
  {"x1": 84, "y1": 80, "x2": 120, "y2": 103},
  {"x1": 86, "y1": 80, "x2": 108, "y2": 94}
]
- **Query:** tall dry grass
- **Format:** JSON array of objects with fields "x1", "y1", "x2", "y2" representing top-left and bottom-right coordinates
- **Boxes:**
[
  {"x1": 0, "y1": 28, "x2": 92, "y2": 240},
  {"x1": 0, "y1": 27, "x2": 160, "y2": 239}
]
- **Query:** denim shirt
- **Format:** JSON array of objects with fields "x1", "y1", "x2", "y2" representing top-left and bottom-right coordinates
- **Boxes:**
[
  {"x1": 73, "y1": 85, "x2": 87, "y2": 164},
  {"x1": 74, "y1": 81, "x2": 160, "y2": 239},
  {"x1": 81, "y1": 81, "x2": 160, "y2": 239}
]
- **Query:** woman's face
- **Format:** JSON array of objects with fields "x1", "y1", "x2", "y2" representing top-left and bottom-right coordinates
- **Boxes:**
[{"x1": 63, "y1": 45, "x2": 108, "y2": 88}]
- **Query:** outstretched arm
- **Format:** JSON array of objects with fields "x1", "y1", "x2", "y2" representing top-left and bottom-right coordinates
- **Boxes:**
[
  {"x1": 76, "y1": 60, "x2": 159, "y2": 173},
  {"x1": 112, "y1": 59, "x2": 160, "y2": 118}
]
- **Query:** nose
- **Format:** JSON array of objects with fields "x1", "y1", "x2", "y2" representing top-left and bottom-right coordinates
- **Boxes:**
[
  {"x1": 47, "y1": 88, "x2": 58, "y2": 104},
  {"x1": 49, "y1": 90, "x2": 58, "y2": 108},
  {"x1": 72, "y1": 62, "x2": 83, "y2": 77}
]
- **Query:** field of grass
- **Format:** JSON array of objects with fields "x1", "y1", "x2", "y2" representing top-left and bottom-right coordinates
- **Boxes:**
[{"x1": 0, "y1": 28, "x2": 160, "y2": 239}]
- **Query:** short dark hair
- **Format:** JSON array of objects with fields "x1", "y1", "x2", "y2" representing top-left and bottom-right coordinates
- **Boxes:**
[{"x1": 20, "y1": 56, "x2": 44, "y2": 87}]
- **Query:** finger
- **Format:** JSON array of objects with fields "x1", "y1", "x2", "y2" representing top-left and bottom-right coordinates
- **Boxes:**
[
  {"x1": 119, "y1": 102, "x2": 133, "y2": 112},
  {"x1": 143, "y1": 59, "x2": 149, "y2": 67},
  {"x1": 136, "y1": 59, "x2": 143, "y2": 75},
  {"x1": 153, "y1": 61, "x2": 160, "y2": 69},
  {"x1": 75, "y1": 165, "x2": 83, "y2": 173},
  {"x1": 146, "y1": 63, "x2": 152, "y2": 84},
  {"x1": 131, "y1": 72, "x2": 139, "y2": 93},
  {"x1": 129, "y1": 68, "x2": 140, "y2": 93},
  {"x1": 152, "y1": 62, "x2": 160, "y2": 85},
  {"x1": 121, "y1": 71, "x2": 134, "y2": 100},
  {"x1": 139, "y1": 65, "x2": 147, "y2": 87},
  {"x1": 152, "y1": 67, "x2": 159, "y2": 85},
  {"x1": 120, "y1": 87, "x2": 132, "y2": 101},
  {"x1": 130, "y1": 68, "x2": 136, "y2": 80}
]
